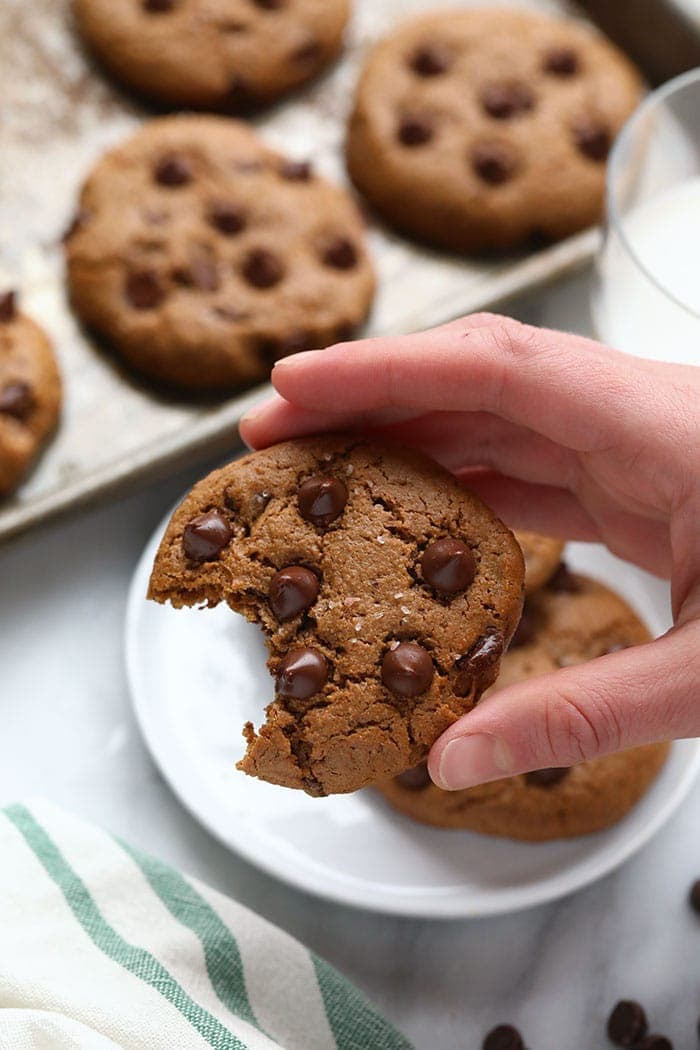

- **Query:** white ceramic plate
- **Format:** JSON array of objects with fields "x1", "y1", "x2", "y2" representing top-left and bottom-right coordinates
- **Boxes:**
[{"x1": 125, "y1": 512, "x2": 700, "y2": 918}]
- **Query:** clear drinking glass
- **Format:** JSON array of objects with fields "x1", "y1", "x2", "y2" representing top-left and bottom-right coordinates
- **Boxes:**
[{"x1": 591, "y1": 68, "x2": 700, "y2": 365}]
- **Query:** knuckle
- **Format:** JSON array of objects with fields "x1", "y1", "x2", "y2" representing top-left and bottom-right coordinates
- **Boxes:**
[{"x1": 541, "y1": 684, "x2": 623, "y2": 765}]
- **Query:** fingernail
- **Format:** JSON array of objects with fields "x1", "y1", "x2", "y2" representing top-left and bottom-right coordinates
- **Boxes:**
[
  {"x1": 272, "y1": 350, "x2": 317, "y2": 373},
  {"x1": 436, "y1": 733, "x2": 513, "y2": 790}
]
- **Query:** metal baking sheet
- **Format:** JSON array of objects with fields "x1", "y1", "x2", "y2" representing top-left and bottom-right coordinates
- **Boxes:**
[{"x1": 0, "y1": 0, "x2": 607, "y2": 542}]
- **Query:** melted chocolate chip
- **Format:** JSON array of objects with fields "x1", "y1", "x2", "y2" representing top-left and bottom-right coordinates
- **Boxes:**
[
  {"x1": 688, "y1": 878, "x2": 700, "y2": 914},
  {"x1": 182, "y1": 510, "x2": 232, "y2": 563},
  {"x1": 636, "y1": 1038, "x2": 673, "y2": 1050},
  {"x1": 322, "y1": 238, "x2": 358, "y2": 270},
  {"x1": 154, "y1": 154, "x2": 193, "y2": 186},
  {"x1": 547, "y1": 562, "x2": 580, "y2": 593},
  {"x1": 483, "y1": 1024, "x2": 524, "y2": 1050},
  {"x1": 0, "y1": 381, "x2": 34, "y2": 420},
  {"x1": 471, "y1": 142, "x2": 517, "y2": 184},
  {"x1": 543, "y1": 46, "x2": 579, "y2": 76},
  {"x1": 242, "y1": 248, "x2": 285, "y2": 289},
  {"x1": 382, "y1": 642, "x2": 434, "y2": 698},
  {"x1": 607, "y1": 1001, "x2": 648, "y2": 1047},
  {"x1": 457, "y1": 630, "x2": 505, "y2": 679},
  {"x1": 0, "y1": 290, "x2": 17, "y2": 323},
  {"x1": 481, "y1": 81, "x2": 535, "y2": 119},
  {"x1": 525, "y1": 767, "x2": 569, "y2": 788},
  {"x1": 208, "y1": 201, "x2": 246, "y2": 235},
  {"x1": 421, "y1": 538, "x2": 475, "y2": 596},
  {"x1": 398, "y1": 115, "x2": 434, "y2": 147},
  {"x1": 279, "y1": 159, "x2": 313, "y2": 181},
  {"x1": 276, "y1": 648, "x2": 328, "y2": 700},
  {"x1": 573, "y1": 118, "x2": 611, "y2": 161},
  {"x1": 274, "y1": 331, "x2": 314, "y2": 358},
  {"x1": 395, "y1": 762, "x2": 431, "y2": 790},
  {"x1": 298, "y1": 475, "x2": 347, "y2": 527},
  {"x1": 125, "y1": 270, "x2": 166, "y2": 310},
  {"x1": 144, "y1": 0, "x2": 176, "y2": 10},
  {"x1": 509, "y1": 607, "x2": 536, "y2": 649},
  {"x1": 410, "y1": 44, "x2": 451, "y2": 76},
  {"x1": 269, "y1": 566, "x2": 319, "y2": 621}
]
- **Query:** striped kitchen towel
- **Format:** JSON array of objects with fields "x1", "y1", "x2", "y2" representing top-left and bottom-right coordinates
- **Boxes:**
[{"x1": 0, "y1": 801, "x2": 413, "y2": 1050}]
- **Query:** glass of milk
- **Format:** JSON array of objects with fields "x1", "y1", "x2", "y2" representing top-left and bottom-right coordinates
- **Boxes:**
[{"x1": 591, "y1": 68, "x2": 700, "y2": 366}]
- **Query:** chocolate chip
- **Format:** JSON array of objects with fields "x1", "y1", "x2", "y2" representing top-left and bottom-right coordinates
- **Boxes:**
[
  {"x1": 125, "y1": 270, "x2": 166, "y2": 310},
  {"x1": 483, "y1": 1023, "x2": 524, "y2": 1050},
  {"x1": 322, "y1": 238, "x2": 358, "y2": 271},
  {"x1": 688, "y1": 878, "x2": 700, "y2": 914},
  {"x1": 242, "y1": 248, "x2": 285, "y2": 289},
  {"x1": 396, "y1": 762, "x2": 431, "y2": 790},
  {"x1": 275, "y1": 331, "x2": 314, "y2": 357},
  {"x1": 509, "y1": 606, "x2": 536, "y2": 649},
  {"x1": 154, "y1": 154, "x2": 193, "y2": 186},
  {"x1": 544, "y1": 46, "x2": 579, "y2": 76},
  {"x1": 382, "y1": 642, "x2": 434, "y2": 698},
  {"x1": 636, "y1": 1037, "x2": 673, "y2": 1050},
  {"x1": 547, "y1": 562, "x2": 580, "y2": 593},
  {"x1": 457, "y1": 630, "x2": 505, "y2": 679},
  {"x1": 269, "y1": 566, "x2": 319, "y2": 621},
  {"x1": 173, "y1": 257, "x2": 220, "y2": 292},
  {"x1": 471, "y1": 142, "x2": 517, "y2": 184},
  {"x1": 525, "y1": 767, "x2": 569, "y2": 788},
  {"x1": 607, "y1": 1001, "x2": 648, "y2": 1047},
  {"x1": 0, "y1": 381, "x2": 34, "y2": 420},
  {"x1": 298, "y1": 475, "x2": 347, "y2": 527},
  {"x1": 182, "y1": 510, "x2": 232, "y2": 563},
  {"x1": 398, "y1": 115, "x2": 434, "y2": 147},
  {"x1": 276, "y1": 648, "x2": 328, "y2": 700},
  {"x1": 144, "y1": 0, "x2": 176, "y2": 10},
  {"x1": 481, "y1": 81, "x2": 535, "y2": 119},
  {"x1": 573, "y1": 118, "x2": 611, "y2": 162},
  {"x1": 279, "y1": 159, "x2": 313, "y2": 181},
  {"x1": 0, "y1": 290, "x2": 17, "y2": 323},
  {"x1": 421, "y1": 538, "x2": 475, "y2": 596},
  {"x1": 410, "y1": 44, "x2": 451, "y2": 76},
  {"x1": 208, "y1": 201, "x2": 246, "y2": 235}
]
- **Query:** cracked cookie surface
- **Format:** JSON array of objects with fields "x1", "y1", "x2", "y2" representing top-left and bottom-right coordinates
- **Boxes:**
[
  {"x1": 378, "y1": 572, "x2": 669, "y2": 839},
  {"x1": 0, "y1": 292, "x2": 61, "y2": 495},
  {"x1": 65, "y1": 116, "x2": 375, "y2": 391},
  {"x1": 346, "y1": 7, "x2": 642, "y2": 251},
  {"x1": 148, "y1": 436, "x2": 525, "y2": 794},
  {"x1": 74, "y1": 0, "x2": 350, "y2": 111}
]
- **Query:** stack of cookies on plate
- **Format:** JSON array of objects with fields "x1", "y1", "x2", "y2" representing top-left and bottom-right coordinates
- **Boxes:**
[{"x1": 378, "y1": 531, "x2": 670, "y2": 841}]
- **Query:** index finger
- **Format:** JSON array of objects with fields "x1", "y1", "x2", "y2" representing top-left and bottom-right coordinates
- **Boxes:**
[{"x1": 270, "y1": 313, "x2": 683, "y2": 456}]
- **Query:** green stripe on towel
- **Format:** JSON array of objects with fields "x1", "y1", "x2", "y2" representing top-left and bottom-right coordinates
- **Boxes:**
[
  {"x1": 5, "y1": 804, "x2": 249, "y2": 1050},
  {"x1": 121, "y1": 841, "x2": 260, "y2": 1033},
  {"x1": 312, "y1": 956, "x2": 414, "y2": 1050}
]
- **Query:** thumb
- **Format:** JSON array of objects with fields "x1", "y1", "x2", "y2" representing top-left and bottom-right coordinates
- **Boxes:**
[{"x1": 428, "y1": 620, "x2": 700, "y2": 790}]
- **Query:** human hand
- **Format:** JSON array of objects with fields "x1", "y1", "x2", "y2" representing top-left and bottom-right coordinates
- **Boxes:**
[{"x1": 240, "y1": 314, "x2": 700, "y2": 790}]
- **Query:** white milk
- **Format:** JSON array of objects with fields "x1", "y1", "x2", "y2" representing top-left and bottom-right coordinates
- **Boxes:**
[{"x1": 593, "y1": 177, "x2": 700, "y2": 366}]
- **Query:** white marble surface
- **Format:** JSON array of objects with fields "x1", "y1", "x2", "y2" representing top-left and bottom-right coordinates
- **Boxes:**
[{"x1": 1, "y1": 270, "x2": 699, "y2": 1050}]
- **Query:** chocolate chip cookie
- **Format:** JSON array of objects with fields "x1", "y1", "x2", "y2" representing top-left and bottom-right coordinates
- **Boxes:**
[
  {"x1": 74, "y1": 0, "x2": 350, "y2": 111},
  {"x1": 65, "y1": 116, "x2": 375, "y2": 391},
  {"x1": 515, "y1": 530, "x2": 565, "y2": 594},
  {"x1": 346, "y1": 8, "x2": 642, "y2": 252},
  {"x1": 0, "y1": 292, "x2": 62, "y2": 496},
  {"x1": 148, "y1": 436, "x2": 525, "y2": 795},
  {"x1": 378, "y1": 572, "x2": 669, "y2": 839}
]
